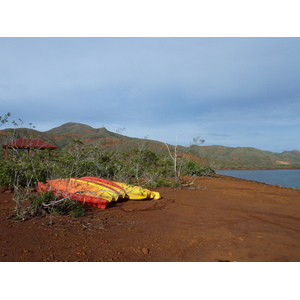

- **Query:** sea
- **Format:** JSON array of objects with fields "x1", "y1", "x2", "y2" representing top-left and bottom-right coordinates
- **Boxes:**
[{"x1": 217, "y1": 169, "x2": 300, "y2": 189}]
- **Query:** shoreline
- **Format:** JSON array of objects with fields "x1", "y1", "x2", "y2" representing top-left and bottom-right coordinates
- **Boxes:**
[
  {"x1": 217, "y1": 169, "x2": 300, "y2": 190},
  {"x1": 219, "y1": 167, "x2": 300, "y2": 170},
  {"x1": 216, "y1": 174, "x2": 299, "y2": 190}
]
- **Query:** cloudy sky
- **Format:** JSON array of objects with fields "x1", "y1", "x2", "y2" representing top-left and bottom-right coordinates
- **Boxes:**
[{"x1": 1, "y1": 37, "x2": 299, "y2": 152}]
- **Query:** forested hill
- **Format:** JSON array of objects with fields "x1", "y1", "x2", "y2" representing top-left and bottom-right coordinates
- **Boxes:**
[{"x1": 1, "y1": 122, "x2": 300, "y2": 169}]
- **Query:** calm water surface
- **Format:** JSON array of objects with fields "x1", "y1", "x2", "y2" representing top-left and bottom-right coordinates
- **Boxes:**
[{"x1": 217, "y1": 169, "x2": 300, "y2": 189}]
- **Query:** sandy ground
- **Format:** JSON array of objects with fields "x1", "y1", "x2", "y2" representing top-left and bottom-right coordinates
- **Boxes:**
[{"x1": 0, "y1": 175, "x2": 299, "y2": 262}]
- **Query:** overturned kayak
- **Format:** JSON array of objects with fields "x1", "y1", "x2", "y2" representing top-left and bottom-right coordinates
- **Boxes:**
[{"x1": 37, "y1": 176, "x2": 161, "y2": 209}]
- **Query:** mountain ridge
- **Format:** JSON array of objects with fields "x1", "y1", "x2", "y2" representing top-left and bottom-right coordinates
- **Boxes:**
[{"x1": 1, "y1": 122, "x2": 299, "y2": 169}]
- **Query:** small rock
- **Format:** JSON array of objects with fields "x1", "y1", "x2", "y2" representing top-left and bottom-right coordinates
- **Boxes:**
[{"x1": 141, "y1": 248, "x2": 149, "y2": 255}]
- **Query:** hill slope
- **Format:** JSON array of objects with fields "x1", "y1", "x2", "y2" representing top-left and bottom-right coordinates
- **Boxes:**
[
  {"x1": 189, "y1": 145, "x2": 300, "y2": 169},
  {"x1": 1, "y1": 122, "x2": 300, "y2": 169}
]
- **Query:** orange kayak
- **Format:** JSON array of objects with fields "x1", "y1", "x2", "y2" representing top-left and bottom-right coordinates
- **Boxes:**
[{"x1": 37, "y1": 177, "x2": 161, "y2": 209}]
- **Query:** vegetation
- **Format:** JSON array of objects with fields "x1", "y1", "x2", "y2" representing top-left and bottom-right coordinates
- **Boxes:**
[
  {"x1": 0, "y1": 142, "x2": 215, "y2": 187},
  {"x1": 0, "y1": 113, "x2": 215, "y2": 221}
]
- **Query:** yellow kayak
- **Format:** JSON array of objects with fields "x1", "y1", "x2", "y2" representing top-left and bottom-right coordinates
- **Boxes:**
[
  {"x1": 115, "y1": 182, "x2": 161, "y2": 200},
  {"x1": 37, "y1": 176, "x2": 161, "y2": 209}
]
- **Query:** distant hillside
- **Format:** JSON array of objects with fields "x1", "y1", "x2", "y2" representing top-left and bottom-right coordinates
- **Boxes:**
[
  {"x1": 276, "y1": 150, "x2": 300, "y2": 165},
  {"x1": 189, "y1": 145, "x2": 300, "y2": 169},
  {"x1": 0, "y1": 122, "x2": 168, "y2": 154},
  {"x1": 47, "y1": 122, "x2": 127, "y2": 140},
  {"x1": 44, "y1": 122, "x2": 136, "y2": 148},
  {"x1": 1, "y1": 122, "x2": 300, "y2": 169}
]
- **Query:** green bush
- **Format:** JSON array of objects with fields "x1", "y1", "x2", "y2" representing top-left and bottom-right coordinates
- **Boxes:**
[
  {"x1": 183, "y1": 160, "x2": 216, "y2": 177},
  {"x1": 1, "y1": 147, "x2": 215, "y2": 189},
  {"x1": 29, "y1": 191, "x2": 85, "y2": 217},
  {"x1": 1, "y1": 140, "x2": 216, "y2": 220},
  {"x1": 0, "y1": 161, "x2": 13, "y2": 186},
  {"x1": 0, "y1": 150, "x2": 56, "y2": 187},
  {"x1": 69, "y1": 203, "x2": 86, "y2": 218}
]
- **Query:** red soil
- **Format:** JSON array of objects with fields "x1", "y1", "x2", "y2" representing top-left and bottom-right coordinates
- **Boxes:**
[{"x1": 0, "y1": 175, "x2": 299, "y2": 262}]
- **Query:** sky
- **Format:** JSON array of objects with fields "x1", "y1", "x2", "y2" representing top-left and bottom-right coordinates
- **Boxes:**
[{"x1": 1, "y1": 37, "x2": 300, "y2": 152}]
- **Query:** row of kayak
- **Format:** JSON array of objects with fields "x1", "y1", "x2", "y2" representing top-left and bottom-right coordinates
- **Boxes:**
[{"x1": 37, "y1": 176, "x2": 161, "y2": 209}]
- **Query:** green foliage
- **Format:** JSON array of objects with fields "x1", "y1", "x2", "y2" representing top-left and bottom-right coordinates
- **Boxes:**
[
  {"x1": 0, "y1": 112, "x2": 11, "y2": 126},
  {"x1": 1, "y1": 130, "x2": 215, "y2": 221},
  {"x1": 0, "y1": 150, "x2": 55, "y2": 187},
  {"x1": 69, "y1": 203, "x2": 86, "y2": 218},
  {"x1": 151, "y1": 178, "x2": 174, "y2": 187},
  {"x1": 0, "y1": 114, "x2": 213, "y2": 221},
  {"x1": 47, "y1": 199, "x2": 85, "y2": 217},
  {"x1": 16, "y1": 190, "x2": 86, "y2": 220},
  {"x1": 0, "y1": 162, "x2": 12, "y2": 186},
  {"x1": 183, "y1": 160, "x2": 216, "y2": 177},
  {"x1": 1, "y1": 145, "x2": 216, "y2": 189},
  {"x1": 29, "y1": 190, "x2": 57, "y2": 216}
]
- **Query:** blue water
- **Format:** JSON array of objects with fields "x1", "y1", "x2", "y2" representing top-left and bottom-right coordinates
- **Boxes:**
[{"x1": 217, "y1": 169, "x2": 300, "y2": 189}]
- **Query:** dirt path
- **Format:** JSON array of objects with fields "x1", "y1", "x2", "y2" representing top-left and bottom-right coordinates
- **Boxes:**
[{"x1": 0, "y1": 175, "x2": 299, "y2": 262}]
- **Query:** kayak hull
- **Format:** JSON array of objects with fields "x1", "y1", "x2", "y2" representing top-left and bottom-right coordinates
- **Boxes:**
[{"x1": 37, "y1": 177, "x2": 161, "y2": 209}]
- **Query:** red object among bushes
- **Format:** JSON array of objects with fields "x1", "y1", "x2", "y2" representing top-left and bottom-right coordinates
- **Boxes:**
[{"x1": 3, "y1": 138, "x2": 57, "y2": 150}]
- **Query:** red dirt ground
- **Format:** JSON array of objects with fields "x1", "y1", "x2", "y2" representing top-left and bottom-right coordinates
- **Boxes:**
[{"x1": 0, "y1": 175, "x2": 299, "y2": 262}]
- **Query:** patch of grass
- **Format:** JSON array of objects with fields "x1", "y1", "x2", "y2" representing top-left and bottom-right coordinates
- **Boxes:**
[{"x1": 152, "y1": 178, "x2": 173, "y2": 187}]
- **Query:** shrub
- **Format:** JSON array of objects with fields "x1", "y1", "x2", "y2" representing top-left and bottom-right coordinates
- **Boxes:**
[
  {"x1": 183, "y1": 160, "x2": 215, "y2": 177},
  {"x1": 69, "y1": 204, "x2": 86, "y2": 217},
  {"x1": 29, "y1": 191, "x2": 86, "y2": 218},
  {"x1": 1, "y1": 129, "x2": 216, "y2": 219}
]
